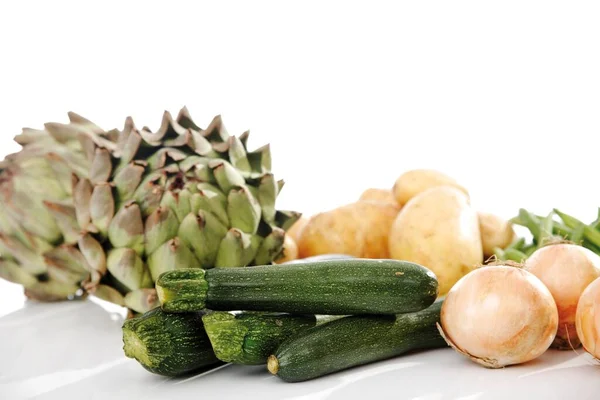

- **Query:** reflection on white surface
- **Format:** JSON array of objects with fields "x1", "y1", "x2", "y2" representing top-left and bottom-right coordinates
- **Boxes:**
[
  {"x1": 283, "y1": 361, "x2": 424, "y2": 400},
  {"x1": 455, "y1": 394, "x2": 484, "y2": 400},
  {"x1": 2, "y1": 359, "x2": 128, "y2": 399},
  {"x1": 1, "y1": 284, "x2": 599, "y2": 400},
  {"x1": 170, "y1": 363, "x2": 232, "y2": 386}
]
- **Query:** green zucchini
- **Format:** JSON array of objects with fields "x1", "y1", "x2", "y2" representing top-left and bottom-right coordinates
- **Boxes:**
[
  {"x1": 156, "y1": 258, "x2": 438, "y2": 315},
  {"x1": 122, "y1": 307, "x2": 220, "y2": 376},
  {"x1": 268, "y1": 299, "x2": 446, "y2": 382},
  {"x1": 202, "y1": 311, "x2": 317, "y2": 365}
]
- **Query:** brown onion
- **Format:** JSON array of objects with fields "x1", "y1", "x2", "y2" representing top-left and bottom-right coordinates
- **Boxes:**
[
  {"x1": 439, "y1": 264, "x2": 558, "y2": 368},
  {"x1": 524, "y1": 243, "x2": 600, "y2": 349},
  {"x1": 576, "y1": 277, "x2": 600, "y2": 360}
]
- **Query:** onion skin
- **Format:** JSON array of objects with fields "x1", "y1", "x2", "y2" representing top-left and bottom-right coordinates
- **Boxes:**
[
  {"x1": 576, "y1": 277, "x2": 600, "y2": 359},
  {"x1": 524, "y1": 244, "x2": 600, "y2": 349},
  {"x1": 440, "y1": 265, "x2": 558, "y2": 368}
]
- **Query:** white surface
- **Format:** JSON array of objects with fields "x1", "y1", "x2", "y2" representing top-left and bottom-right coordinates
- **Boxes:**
[
  {"x1": 2, "y1": 1, "x2": 600, "y2": 399},
  {"x1": 1, "y1": 290, "x2": 599, "y2": 400}
]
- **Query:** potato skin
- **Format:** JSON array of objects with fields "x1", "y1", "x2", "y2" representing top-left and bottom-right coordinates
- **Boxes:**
[
  {"x1": 356, "y1": 202, "x2": 399, "y2": 259},
  {"x1": 298, "y1": 204, "x2": 365, "y2": 258},
  {"x1": 286, "y1": 216, "x2": 309, "y2": 243},
  {"x1": 389, "y1": 186, "x2": 483, "y2": 296},
  {"x1": 297, "y1": 202, "x2": 399, "y2": 259},
  {"x1": 275, "y1": 235, "x2": 299, "y2": 264},
  {"x1": 392, "y1": 169, "x2": 468, "y2": 207},
  {"x1": 478, "y1": 212, "x2": 517, "y2": 258},
  {"x1": 359, "y1": 188, "x2": 399, "y2": 207}
]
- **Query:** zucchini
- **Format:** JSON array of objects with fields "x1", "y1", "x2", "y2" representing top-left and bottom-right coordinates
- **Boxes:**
[
  {"x1": 156, "y1": 258, "x2": 438, "y2": 315},
  {"x1": 268, "y1": 300, "x2": 446, "y2": 382},
  {"x1": 122, "y1": 307, "x2": 220, "y2": 376},
  {"x1": 202, "y1": 311, "x2": 317, "y2": 365}
]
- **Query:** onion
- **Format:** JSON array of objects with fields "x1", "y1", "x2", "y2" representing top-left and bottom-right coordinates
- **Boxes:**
[
  {"x1": 524, "y1": 243, "x2": 600, "y2": 349},
  {"x1": 576, "y1": 277, "x2": 600, "y2": 360},
  {"x1": 439, "y1": 264, "x2": 558, "y2": 368}
]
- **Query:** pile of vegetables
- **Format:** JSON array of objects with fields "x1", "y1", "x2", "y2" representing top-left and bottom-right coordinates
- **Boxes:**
[
  {"x1": 1, "y1": 107, "x2": 597, "y2": 384},
  {"x1": 123, "y1": 258, "x2": 447, "y2": 381},
  {"x1": 293, "y1": 168, "x2": 515, "y2": 296},
  {"x1": 121, "y1": 167, "x2": 600, "y2": 382}
]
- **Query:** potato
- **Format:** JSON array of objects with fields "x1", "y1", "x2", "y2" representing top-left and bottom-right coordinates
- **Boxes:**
[
  {"x1": 297, "y1": 202, "x2": 399, "y2": 259},
  {"x1": 275, "y1": 234, "x2": 299, "y2": 264},
  {"x1": 358, "y1": 202, "x2": 400, "y2": 258},
  {"x1": 478, "y1": 212, "x2": 517, "y2": 258},
  {"x1": 389, "y1": 186, "x2": 483, "y2": 296},
  {"x1": 286, "y1": 216, "x2": 309, "y2": 243},
  {"x1": 392, "y1": 169, "x2": 469, "y2": 207},
  {"x1": 359, "y1": 188, "x2": 399, "y2": 207},
  {"x1": 297, "y1": 204, "x2": 366, "y2": 258}
]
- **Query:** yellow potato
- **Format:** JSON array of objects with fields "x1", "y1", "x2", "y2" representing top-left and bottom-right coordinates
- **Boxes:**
[
  {"x1": 478, "y1": 212, "x2": 517, "y2": 258},
  {"x1": 359, "y1": 188, "x2": 399, "y2": 207},
  {"x1": 357, "y1": 202, "x2": 400, "y2": 258},
  {"x1": 389, "y1": 186, "x2": 483, "y2": 296},
  {"x1": 298, "y1": 204, "x2": 366, "y2": 259},
  {"x1": 297, "y1": 201, "x2": 399, "y2": 259},
  {"x1": 392, "y1": 169, "x2": 469, "y2": 207},
  {"x1": 298, "y1": 201, "x2": 398, "y2": 258},
  {"x1": 275, "y1": 234, "x2": 299, "y2": 264},
  {"x1": 286, "y1": 216, "x2": 309, "y2": 243}
]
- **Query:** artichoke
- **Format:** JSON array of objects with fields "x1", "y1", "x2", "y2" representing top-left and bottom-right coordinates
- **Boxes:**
[{"x1": 0, "y1": 108, "x2": 299, "y2": 315}]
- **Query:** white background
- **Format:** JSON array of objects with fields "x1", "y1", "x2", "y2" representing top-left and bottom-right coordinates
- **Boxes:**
[
  {"x1": 1, "y1": 2, "x2": 600, "y2": 398},
  {"x1": 1, "y1": 1, "x2": 599, "y2": 222}
]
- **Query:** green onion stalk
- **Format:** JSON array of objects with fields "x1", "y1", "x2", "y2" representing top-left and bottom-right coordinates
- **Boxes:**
[{"x1": 494, "y1": 208, "x2": 600, "y2": 262}]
